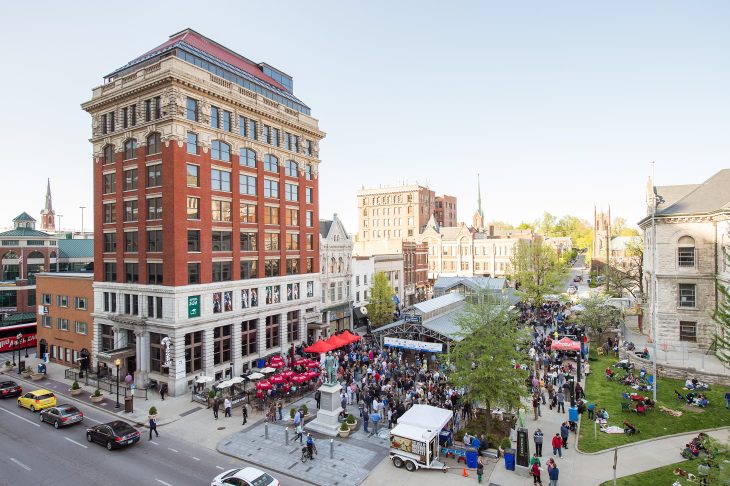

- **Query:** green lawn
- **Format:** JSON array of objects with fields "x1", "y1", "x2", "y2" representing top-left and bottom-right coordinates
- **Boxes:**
[
  {"x1": 598, "y1": 453, "x2": 729, "y2": 486},
  {"x1": 578, "y1": 355, "x2": 730, "y2": 453}
]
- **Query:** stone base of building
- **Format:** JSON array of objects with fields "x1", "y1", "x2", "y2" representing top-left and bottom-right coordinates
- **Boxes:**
[{"x1": 306, "y1": 383, "x2": 342, "y2": 437}]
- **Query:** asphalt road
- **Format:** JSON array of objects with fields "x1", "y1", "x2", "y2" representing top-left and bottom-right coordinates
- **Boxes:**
[{"x1": 0, "y1": 390, "x2": 310, "y2": 486}]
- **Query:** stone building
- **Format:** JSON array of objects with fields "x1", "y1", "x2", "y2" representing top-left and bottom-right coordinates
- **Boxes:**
[
  {"x1": 639, "y1": 170, "x2": 730, "y2": 349},
  {"x1": 40, "y1": 179, "x2": 56, "y2": 232},
  {"x1": 318, "y1": 214, "x2": 353, "y2": 338},
  {"x1": 402, "y1": 241, "x2": 428, "y2": 306},
  {"x1": 351, "y1": 255, "x2": 375, "y2": 327},
  {"x1": 82, "y1": 29, "x2": 325, "y2": 395}
]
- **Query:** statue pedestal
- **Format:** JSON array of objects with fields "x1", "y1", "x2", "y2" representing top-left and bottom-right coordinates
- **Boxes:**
[{"x1": 306, "y1": 383, "x2": 342, "y2": 437}]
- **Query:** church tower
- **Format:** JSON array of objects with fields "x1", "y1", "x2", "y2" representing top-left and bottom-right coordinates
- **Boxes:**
[
  {"x1": 472, "y1": 174, "x2": 485, "y2": 232},
  {"x1": 593, "y1": 206, "x2": 611, "y2": 258},
  {"x1": 40, "y1": 178, "x2": 56, "y2": 232}
]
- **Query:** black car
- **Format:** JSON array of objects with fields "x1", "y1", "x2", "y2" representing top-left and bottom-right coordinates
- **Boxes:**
[
  {"x1": 86, "y1": 421, "x2": 140, "y2": 450},
  {"x1": 40, "y1": 404, "x2": 84, "y2": 428},
  {"x1": 0, "y1": 381, "x2": 22, "y2": 398}
]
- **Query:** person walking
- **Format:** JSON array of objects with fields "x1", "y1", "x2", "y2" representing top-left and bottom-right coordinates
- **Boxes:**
[
  {"x1": 556, "y1": 390, "x2": 565, "y2": 413},
  {"x1": 477, "y1": 457, "x2": 484, "y2": 484},
  {"x1": 560, "y1": 422, "x2": 569, "y2": 449},
  {"x1": 149, "y1": 415, "x2": 158, "y2": 440},
  {"x1": 241, "y1": 402, "x2": 248, "y2": 425},
  {"x1": 547, "y1": 458, "x2": 559, "y2": 486},
  {"x1": 533, "y1": 428, "x2": 544, "y2": 457},
  {"x1": 551, "y1": 433, "x2": 562, "y2": 458},
  {"x1": 363, "y1": 410, "x2": 370, "y2": 433},
  {"x1": 277, "y1": 401, "x2": 283, "y2": 421},
  {"x1": 293, "y1": 421, "x2": 304, "y2": 444},
  {"x1": 315, "y1": 389, "x2": 321, "y2": 409},
  {"x1": 532, "y1": 394, "x2": 540, "y2": 420},
  {"x1": 212, "y1": 397, "x2": 220, "y2": 420},
  {"x1": 725, "y1": 390, "x2": 730, "y2": 409},
  {"x1": 224, "y1": 397, "x2": 232, "y2": 418},
  {"x1": 159, "y1": 383, "x2": 167, "y2": 401}
]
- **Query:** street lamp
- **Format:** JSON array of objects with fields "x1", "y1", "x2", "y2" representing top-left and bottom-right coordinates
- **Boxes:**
[
  {"x1": 115, "y1": 358, "x2": 121, "y2": 408},
  {"x1": 16, "y1": 333, "x2": 23, "y2": 374},
  {"x1": 79, "y1": 206, "x2": 86, "y2": 235}
]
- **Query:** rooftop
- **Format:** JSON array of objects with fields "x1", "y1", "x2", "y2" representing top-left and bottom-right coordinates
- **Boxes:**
[
  {"x1": 13, "y1": 212, "x2": 36, "y2": 222},
  {"x1": 413, "y1": 293, "x2": 465, "y2": 314},
  {"x1": 433, "y1": 276, "x2": 508, "y2": 293},
  {"x1": 0, "y1": 228, "x2": 53, "y2": 238},
  {"x1": 654, "y1": 169, "x2": 730, "y2": 217},
  {"x1": 58, "y1": 239, "x2": 94, "y2": 259},
  {"x1": 36, "y1": 272, "x2": 93, "y2": 279}
]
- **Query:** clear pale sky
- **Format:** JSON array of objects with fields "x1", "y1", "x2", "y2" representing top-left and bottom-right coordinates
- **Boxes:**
[{"x1": 1, "y1": 1, "x2": 728, "y2": 233}]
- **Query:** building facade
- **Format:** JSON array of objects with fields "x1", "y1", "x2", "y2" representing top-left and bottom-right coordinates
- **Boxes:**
[
  {"x1": 318, "y1": 214, "x2": 353, "y2": 339},
  {"x1": 639, "y1": 170, "x2": 730, "y2": 349},
  {"x1": 434, "y1": 195, "x2": 458, "y2": 228},
  {"x1": 351, "y1": 255, "x2": 374, "y2": 328},
  {"x1": 373, "y1": 254, "x2": 405, "y2": 309},
  {"x1": 402, "y1": 241, "x2": 428, "y2": 306},
  {"x1": 82, "y1": 29, "x2": 325, "y2": 395},
  {"x1": 36, "y1": 273, "x2": 94, "y2": 371}
]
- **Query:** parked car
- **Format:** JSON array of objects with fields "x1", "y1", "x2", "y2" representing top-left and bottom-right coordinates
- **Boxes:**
[
  {"x1": 17, "y1": 389, "x2": 56, "y2": 412},
  {"x1": 211, "y1": 467, "x2": 279, "y2": 486},
  {"x1": 573, "y1": 275, "x2": 582, "y2": 282},
  {"x1": 0, "y1": 380, "x2": 22, "y2": 398},
  {"x1": 567, "y1": 285, "x2": 578, "y2": 295},
  {"x1": 86, "y1": 421, "x2": 140, "y2": 450},
  {"x1": 40, "y1": 404, "x2": 84, "y2": 428}
]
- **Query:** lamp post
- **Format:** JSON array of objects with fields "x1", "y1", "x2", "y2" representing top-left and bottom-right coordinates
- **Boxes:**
[
  {"x1": 79, "y1": 206, "x2": 86, "y2": 236},
  {"x1": 16, "y1": 333, "x2": 23, "y2": 374},
  {"x1": 115, "y1": 358, "x2": 121, "y2": 408}
]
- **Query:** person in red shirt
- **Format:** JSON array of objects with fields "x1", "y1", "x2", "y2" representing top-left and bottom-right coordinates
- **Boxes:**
[{"x1": 551, "y1": 433, "x2": 563, "y2": 458}]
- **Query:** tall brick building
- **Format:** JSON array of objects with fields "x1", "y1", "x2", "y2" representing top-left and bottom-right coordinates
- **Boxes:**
[{"x1": 82, "y1": 29, "x2": 325, "y2": 395}]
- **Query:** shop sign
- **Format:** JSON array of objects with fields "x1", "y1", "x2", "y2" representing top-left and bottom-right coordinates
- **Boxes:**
[{"x1": 188, "y1": 295, "x2": 200, "y2": 318}]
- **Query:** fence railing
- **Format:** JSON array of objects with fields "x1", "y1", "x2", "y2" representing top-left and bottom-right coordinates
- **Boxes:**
[{"x1": 64, "y1": 368, "x2": 149, "y2": 400}]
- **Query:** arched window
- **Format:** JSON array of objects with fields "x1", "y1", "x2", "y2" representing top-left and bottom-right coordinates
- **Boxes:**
[
  {"x1": 285, "y1": 160, "x2": 298, "y2": 177},
  {"x1": 329, "y1": 257, "x2": 335, "y2": 274},
  {"x1": 102, "y1": 144, "x2": 114, "y2": 165},
  {"x1": 678, "y1": 235, "x2": 696, "y2": 267},
  {"x1": 211, "y1": 140, "x2": 231, "y2": 162},
  {"x1": 146, "y1": 132, "x2": 161, "y2": 155},
  {"x1": 27, "y1": 251, "x2": 44, "y2": 259},
  {"x1": 305, "y1": 164, "x2": 312, "y2": 180},
  {"x1": 337, "y1": 257, "x2": 343, "y2": 273},
  {"x1": 2, "y1": 251, "x2": 18, "y2": 261},
  {"x1": 49, "y1": 251, "x2": 57, "y2": 260},
  {"x1": 123, "y1": 139, "x2": 137, "y2": 160},
  {"x1": 240, "y1": 148, "x2": 256, "y2": 168},
  {"x1": 264, "y1": 154, "x2": 279, "y2": 173}
]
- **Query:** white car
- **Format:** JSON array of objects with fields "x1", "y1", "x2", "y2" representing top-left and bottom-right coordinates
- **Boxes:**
[
  {"x1": 211, "y1": 467, "x2": 279, "y2": 486},
  {"x1": 567, "y1": 285, "x2": 578, "y2": 295}
]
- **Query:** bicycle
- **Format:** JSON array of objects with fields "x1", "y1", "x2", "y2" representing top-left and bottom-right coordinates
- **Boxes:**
[{"x1": 301, "y1": 444, "x2": 317, "y2": 463}]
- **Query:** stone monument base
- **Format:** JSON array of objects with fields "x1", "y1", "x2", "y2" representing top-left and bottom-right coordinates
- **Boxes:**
[{"x1": 306, "y1": 382, "x2": 342, "y2": 437}]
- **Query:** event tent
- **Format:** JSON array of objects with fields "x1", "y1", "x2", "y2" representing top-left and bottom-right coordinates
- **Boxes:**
[
  {"x1": 397, "y1": 404, "x2": 453, "y2": 432},
  {"x1": 325, "y1": 334, "x2": 349, "y2": 349},
  {"x1": 304, "y1": 339, "x2": 332, "y2": 354},
  {"x1": 551, "y1": 337, "x2": 581, "y2": 352}
]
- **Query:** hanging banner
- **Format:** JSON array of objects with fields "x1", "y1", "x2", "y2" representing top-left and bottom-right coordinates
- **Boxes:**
[{"x1": 384, "y1": 337, "x2": 442, "y2": 353}]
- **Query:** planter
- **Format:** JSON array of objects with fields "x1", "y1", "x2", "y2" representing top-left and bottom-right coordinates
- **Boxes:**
[
  {"x1": 70, "y1": 388, "x2": 83, "y2": 396},
  {"x1": 90, "y1": 394, "x2": 104, "y2": 403},
  {"x1": 347, "y1": 421, "x2": 357, "y2": 431},
  {"x1": 30, "y1": 373, "x2": 45, "y2": 381},
  {"x1": 21, "y1": 370, "x2": 33, "y2": 378},
  {"x1": 1, "y1": 365, "x2": 12, "y2": 373},
  {"x1": 338, "y1": 428, "x2": 350, "y2": 438}
]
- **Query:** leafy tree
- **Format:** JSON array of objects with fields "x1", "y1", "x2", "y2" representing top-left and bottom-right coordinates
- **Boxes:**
[
  {"x1": 516, "y1": 221, "x2": 536, "y2": 231},
  {"x1": 611, "y1": 217, "x2": 627, "y2": 237},
  {"x1": 509, "y1": 240, "x2": 567, "y2": 306},
  {"x1": 367, "y1": 272, "x2": 395, "y2": 328},
  {"x1": 537, "y1": 212, "x2": 557, "y2": 236},
  {"x1": 449, "y1": 295, "x2": 529, "y2": 433},
  {"x1": 578, "y1": 291, "x2": 621, "y2": 342},
  {"x1": 605, "y1": 236, "x2": 644, "y2": 298},
  {"x1": 488, "y1": 220, "x2": 514, "y2": 230},
  {"x1": 553, "y1": 215, "x2": 593, "y2": 251}
]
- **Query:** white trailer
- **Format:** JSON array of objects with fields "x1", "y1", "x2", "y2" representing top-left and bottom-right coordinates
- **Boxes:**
[{"x1": 389, "y1": 405, "x2": 453, "y2": 472}]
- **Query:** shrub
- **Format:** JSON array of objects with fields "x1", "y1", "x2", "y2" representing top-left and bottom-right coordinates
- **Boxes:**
[
  {"x1": 149, "y1": 406, "x2": 158, "y2": 416},
  {"x1": 340, "y1": 421, "x2": 350, "y2": 431},
  {"x1": 92, "y1": 389, "x2": 102, "y2": 397},
  {"x1": 302, "y1": 403, "x2": 309, "y2": 415},
  {"x1": 346, "y1": 414, "x2": 356, "y2": 424},
  {"x1": 71, "y1": 381, "x2": 80, "y2": 390},
  {"x1": 208, "y1": 389, "x2": 217, "y2": 399},
  {"x1": 487, "y1": 435, "x2": 499, "y2": 448},
  {"x1": 4, "y1": 360, "x2": 10, "y2": 367},
  {"x1": 290, "y1": 407, "x2": 297, "y2": 419},
  {"x1": 588, "y1": 346, "x2": 598, "y2": 361},
  {"x1": 500, "y1": 437, "x2": 512, "y2": 450}
]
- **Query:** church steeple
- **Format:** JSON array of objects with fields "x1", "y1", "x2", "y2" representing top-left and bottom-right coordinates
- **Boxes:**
[
  {"x1": 477, "y1": 173, "x2": 483, "y2": 218},
  {"x1": 472, "y1": 174, "x2": 484, "y2": 231},
  {"x1": 40, "y1": 178, "x2": 56, "y2": 232}
]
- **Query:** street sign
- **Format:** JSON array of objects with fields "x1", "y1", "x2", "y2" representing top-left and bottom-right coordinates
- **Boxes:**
[
  {"x1": 188, "y1": 295, "x2": 200, "y2": 318},
  {"x1": 403, "y1": 314, "x2": 422, "y2": 324}
]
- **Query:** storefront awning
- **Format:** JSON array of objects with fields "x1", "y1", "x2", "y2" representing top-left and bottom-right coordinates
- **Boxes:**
[{"x1": 96, "y1": 346, "x2": 135, "y2": 362}]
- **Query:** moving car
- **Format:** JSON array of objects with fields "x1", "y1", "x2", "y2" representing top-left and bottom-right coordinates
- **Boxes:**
[
  {"x1": 86, "y1": 421, "x2": 140, "y2": 450},
  {"x1": 567, "y1": 285, "x2": 578, "y2": 295},
  {"x1": 0, "y1": 380, "x2": 22, "y2": 398},
  {"x1": 211, "y1": 467, "x2": 279, "y2": 486},
  {"x1": 17, "y1": 389, "x2": 56, "y2": 411},
  {"x1": 573, "y1": 275, "x2": 582, "y2": 282},
  {"x1": 40, "y1": 404, "x2": 84, "y2": 428}
]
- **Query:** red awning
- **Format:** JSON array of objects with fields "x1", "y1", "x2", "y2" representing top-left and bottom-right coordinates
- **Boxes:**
[
  {"x1": 304, "y1": 339, "x2": 333, "y2": 354},
  {"x1": 339, "y1": 330, "x2": 361, "y2": 344},
  {"x1": 325, "y1": 334, "x2": 350, "y2": 349},
  {"x1": 551, "y1": 337, "x2": 581, "y2": 352}
]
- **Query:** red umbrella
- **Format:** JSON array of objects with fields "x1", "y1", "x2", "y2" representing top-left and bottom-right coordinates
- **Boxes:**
[
  {"x1": 306, "y1": 370, "x2": 320, "y2": 380},
  {"x1": 255, "y1": 390, "x2": 264, "y2": 399},
  {"x1": 270, "y1": 374, "x2": 286, "y2": 385},
  {"x1": 280, "y1": 370, "x2": 295, "y2": 380},
  {"x1": 325, "y1": 334, "x2": 349, "y2": 349},
  {"x1": 282, "y1": 382, "x2": 291, "y2": 392},
  {"x1": 551, "y1": 337, "x2": 581, "y2": 352},
  {"x1": 291, "y1": 374, "x2": 308, "y2": 384},
  {"x1": 256, "y1": 379, "x2": 272, "y2": 390},
  {"x1": 293, "y1": 358, "x2": 309, "y2": 367},
  {"x1": 306, "y1": 360, "x2": 321, "y2": 368},
  {"x1": 269, "y1": 360, "x2": 285, "y2": 369},
  {"x1": 304, "y1": 339, "x2": 333, "y2": 354},
  {"x1": 340, "y1": 330, "x2": 361, "y2": 344}
]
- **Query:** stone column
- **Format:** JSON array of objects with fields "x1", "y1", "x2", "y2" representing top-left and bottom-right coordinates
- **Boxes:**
[
  {"x1": 280, "y1": 312, "x2": 288, "y2": 355},
  {"x1": 170, "y1": 330, "x2": 187, "y2": 397},
  {"x1": 232, "y1": 320, "x2": 242, "y2": 376},
  {"x1": 258, "y1": 317, "x2": 267, "y2": 360},
  {"x1": 203, "y1": 328, "x2": 214, "y2": 377}
]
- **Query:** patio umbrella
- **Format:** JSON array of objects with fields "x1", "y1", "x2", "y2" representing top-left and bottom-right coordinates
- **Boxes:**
[
  {"x1": 280, "y1": 370, "x2": 295, "y2": 380},
  {"x1": 255, "y1": 390, "x2": 264, "y2": 399},
  {"x1": 216, "y1": 380, "x2": 232, "y2": 389},
  {"x1": 247, "y1": 372, "x2": 264, "y2": 380},
  {"x1": 229, "y1": 376, "x2": 245, "y2": 385},
  {"x1": 325, "y1": 334, "x2": 349, "y2": 349},
  {"x1": 304, "y1": 339, "x2": 333, "y2": 354},
  {"x1": 270, "y1": 374, "x2": 286, "y2": 385},
  {"x1": 261, "y1": 367, "x2": 276, "y2": 374},
  {"x1": 306, "y1": 370, "x2": 320, "y2": 380},
  {"x1": 269, "y1": 360, "x2": 285, "y2": 369},
  {"x1": 270, "y1": 355, "x2": 285, "y2": 364},
  {"x1": 551, "y1": 337, "x2": 581, "y2": 352},
  {"x1": 293, "y1": 358, "x2": 309, "y2": 367},
  {"x1": 306, "y1": 360, "x2": 321, "y2": 368},
  {"x1": 195, "y1": 376, "x2": 214, "y2": 384},
  {"x1": 256, "y1": 379, "x2": 272, "y2": 390},
  {"x1": 291, "y1": 374, "x2": 308, "y2": 384}
]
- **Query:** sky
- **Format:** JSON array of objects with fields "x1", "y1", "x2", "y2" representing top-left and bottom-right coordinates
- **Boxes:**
[{"x1": 1, "y1": 1, "x2": 728, "y2": 233}]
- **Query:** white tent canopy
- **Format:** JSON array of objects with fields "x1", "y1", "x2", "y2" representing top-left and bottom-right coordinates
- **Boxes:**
[
  {"x1": 195, "y1": 376, "x2": 214, "y2": 384},
  {"x1": 397, "y1": 404, "x2": 452, "y2": 432},
  {"x1": 247, "y1": 372, "x2": 264, "y2": 380}
]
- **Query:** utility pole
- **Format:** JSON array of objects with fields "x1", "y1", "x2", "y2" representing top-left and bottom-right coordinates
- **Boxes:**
[
  {"x1": 605, "y1": 231, "x2": 610, "y2": 294},
  {"x1": 79, "y1": 206, "x2": 86, "y2": 236}
]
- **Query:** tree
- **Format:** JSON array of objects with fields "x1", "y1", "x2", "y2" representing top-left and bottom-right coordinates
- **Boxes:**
[
  {"x1": 510, "y1": 240, "x2": 567, "y2": 306},
  {"x1": 449, "y1": 294, "x2": 529, "y2": 434},
  {"x1": 611, "y1": 217, "x2": 627, "y2": 237},
  {"x1": 367, "y1": 272, "x2": 395, "y2": 328},
  {"x1": 605, "y1": 236, "x2": 643, "y2": 298},
  {"x1": 537, "y1": 212, "x2": 557, "y2": 236},
  {"x1": 516, "y1": 221, "x2": 535, "y2": 231},
  {"x1": 578, "y1": 291, "x2": 621, "y2": 343}
]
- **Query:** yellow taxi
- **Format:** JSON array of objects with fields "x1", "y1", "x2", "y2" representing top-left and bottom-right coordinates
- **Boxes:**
[{"x1": 17, "y1": 389, "x2": 57, "y2": 412}]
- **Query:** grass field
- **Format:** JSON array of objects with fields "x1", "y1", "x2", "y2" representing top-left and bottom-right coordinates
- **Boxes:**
[
  {"x1": 578, "y1": 355, "x2": 730, "y2": 453},
  {"x1": 598, "y1": 453, "x2": 729, "y2": 486}
]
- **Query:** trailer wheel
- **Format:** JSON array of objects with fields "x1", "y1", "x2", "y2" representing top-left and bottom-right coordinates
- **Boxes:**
[
  {"x1": 405, "y1": 460, "x2": 416, "y2": 472},
  {"x1": 393, "y1": 457, "x2": 404, "y2": 468}
]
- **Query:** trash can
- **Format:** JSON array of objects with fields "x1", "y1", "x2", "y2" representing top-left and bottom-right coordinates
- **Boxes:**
[
  {"x1": 503, "y1": 448, "x2": 516, "y2": 471},
  {"x1": 124, "y1": 396, "x2": 133, "y2": 413},
  {"x1": 466, "y1": 450, "x2": 478, "y2": 469},
  {"x1": 569, "y1": 406, "x2": 579, "y2": 423}
]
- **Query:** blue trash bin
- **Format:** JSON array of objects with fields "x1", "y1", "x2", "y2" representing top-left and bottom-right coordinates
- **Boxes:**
[
  {"x1": 569, "y1": 405, "x2": 578, "y2": 422},
  {"x1": 504, "y1": 448, "x2": 516, "y2": 471},
  {"x1": 466, "y1": 450, "x2": 478, "y2": 469}
]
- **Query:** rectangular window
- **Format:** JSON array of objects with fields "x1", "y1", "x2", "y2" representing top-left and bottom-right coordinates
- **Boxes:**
[
  {"x1": 286, "y1": 257, "x2": 299, "y2": 274},
  {"x1": 41, "y1": 315, "x2": 52, "y2": 328},
  {"x1": 212, "y1": 261, "x2": 232, "y2": 282},
  {"x1": 187, "y1": 263, "x2": 200, "y2": 284},
  {"x1": 124, "y1": 168, "x2": 138, "y2": 191},
  {"x1": 212, "y1": 200, "x2": 231, "y2": 222},
  {"x1": 103, "y1": 203, "x2": 116, "y2": 224},
  {"x1": 249, "y1": 120, "x2": 257, "y2": 140},
  {"x1": 239, "y1": 174, "x2": 256, "y2": 195},
  {"x1": 57, "y1": 318, "x2": 70, "y2": 331},
  {"x1": 264, "y1": 179, "x2": 279, "y2": 198},
  {"x1": 188, "y1": 230, "x2": 200, "y2": 252},
  {"x1": 240, "y1": 202, "x2": 257, "y2": 223},
  {"x1": 145, "y1": 99, "x2": 151, "y2": 122},
  {"x1": 240, "y1": 232, "x2": 257, "y2": 252},
  {"x1": 124, "y1": 200, "x2": 138, "y2": 222},
  {"x1": 124, "y1": 263, "x2": 139, "y2": 283},
  {"x1": 211, "y1": 168, "x2": 231, "y2": 192},
  {"x1": 287, "y1": 310, "x2": 300, "y2": 342},
  {"x1": 285, "y1": 183, "x2": 298, "y2": 202},
  {"x1": 103, "y1": 173, "x2": 116, "y2": 194},
  {"x1": 147, "y1": 229, "x2": 162, "y2": 252},
  {"x1": 131, "y1": 105, "x2": 136, "y2": 126},
  {"x1": 240, "y1": 260, "x2": 258, "y2": 279},
  {"x1": 305, "y1": 140, "x2": 313, "y2": 156},
  {"x1": 678, "y1": 283, "x2": 696, "y2": 308},
  {"x1": 147, "y1": 197, "x2": 162, "y2": 220},
  {"x1": 306, "y1": 211, "x2": 313, "y2": 227},
  {"x1": 124, "y1": 231, "x2": 138, "y2": 252},
  {"x1": 148, "y1": 263, "x2": 163, "y2": 285},
  {"x1": 57, "y1": 295, "x2": 68, "y2": 307},
  {"x1": 154, "y1": 96, "x2": 161, "y2": 119},
  {"x1": 272, "y1": 128, "x2": 280, "y2": 147},
  {"x1": 146, "y1": 164, "x2": 162, "y2": 187},
  {"x1": 238, "y1": 115, "x2": 247, "y2": 137},
  {"x1": 210, "y1": 106, "x2": 219, "y2": 128},
  {"x1": 241, "y1": 320, "x2": 257, "y2": 356},
  {"x1": 186, "y1": 164, "x2": 199, "y2": 187},
  {"x1": 103, "y1": 233, "x2": 116, "y2": 252},
  {"x1": 103, "y1": 262, "x2": 116, "y2": 282},
  {"x1": 187, "y1": 197, "x2": 200, "y2": 219},
  {"x1": 263, "y1": 125, "x2": 271, "y2": 144},
  {"x1": 186, "y1": 97, "x2": 198, "y2": 121},
  {"x1": 41, "y1": 293, "x2": 52, "y2": 306},
  {"x1": 286, "y1": 234, "x2": 300, "y2": 251},
  {"x1": 679, "y1": 321, "x2": 697, "y2": 342},
  {"x1": 187, "y1": 132, "x2": 198, "y2": 155},
  {"x1": 212, "y1": 231, "x2": 232, "y2": 251},
  {"x1": 285, "y1": 208, "x2": 299, "y2": 226},
  {"x1": 265, "y1": 315, "x2": 280, "y2": 349},
  {"x1": 264, "y1": 206, "x2": 279, "y2": 225},
  {"x1": 265, "y1": 259, "x2": 280, "y2": 277},
  {"x1": 213, "y1": 325, "x2": 232, "y2": 365},
  {"x1": 306, "y1": 234, "x2": 314, "y2": 250},
  {"x1": 101, "y1": 114, "x2": 107, "y2": 135},
  {"x1": 122, "y1": 107, "x2": 128, "y2": 128},
  {"x1": 265, "y1": 233, "x2": 280, "y2": 251},
  {"x1": 222, "y1": 110, "x2": 232, "y2": 132},
  {"x1": 109, "y1": 111, "x2": 115, "y2": 132},
  {"x1": 306, "y1": 187, "x2": 313, "y2": 204},
  {"x1": 678, "y1": 247, "x2": 696, "y2": 267},
  {"x1": 184, "y1": 331, "x2": 203, "y2": 373}
]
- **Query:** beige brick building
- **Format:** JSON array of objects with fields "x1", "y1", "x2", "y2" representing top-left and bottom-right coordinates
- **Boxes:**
[{"x1": 639, "y1": 170, "x2": 730, "y2": 349}]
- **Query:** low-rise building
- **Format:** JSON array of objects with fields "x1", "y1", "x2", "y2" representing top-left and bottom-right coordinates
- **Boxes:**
[
  {"x1": 319, "y1": 214, "x2": 353, "y2": 337},
  {"x1": 403, "y1": 241, "x2": 428, "y2": 306},
  {"x1": 351, "y1": 255, "x2": 374, "y2": 328},
  {"x1": 374, "y1": 253, "x2": 405, "y2": 310}
]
